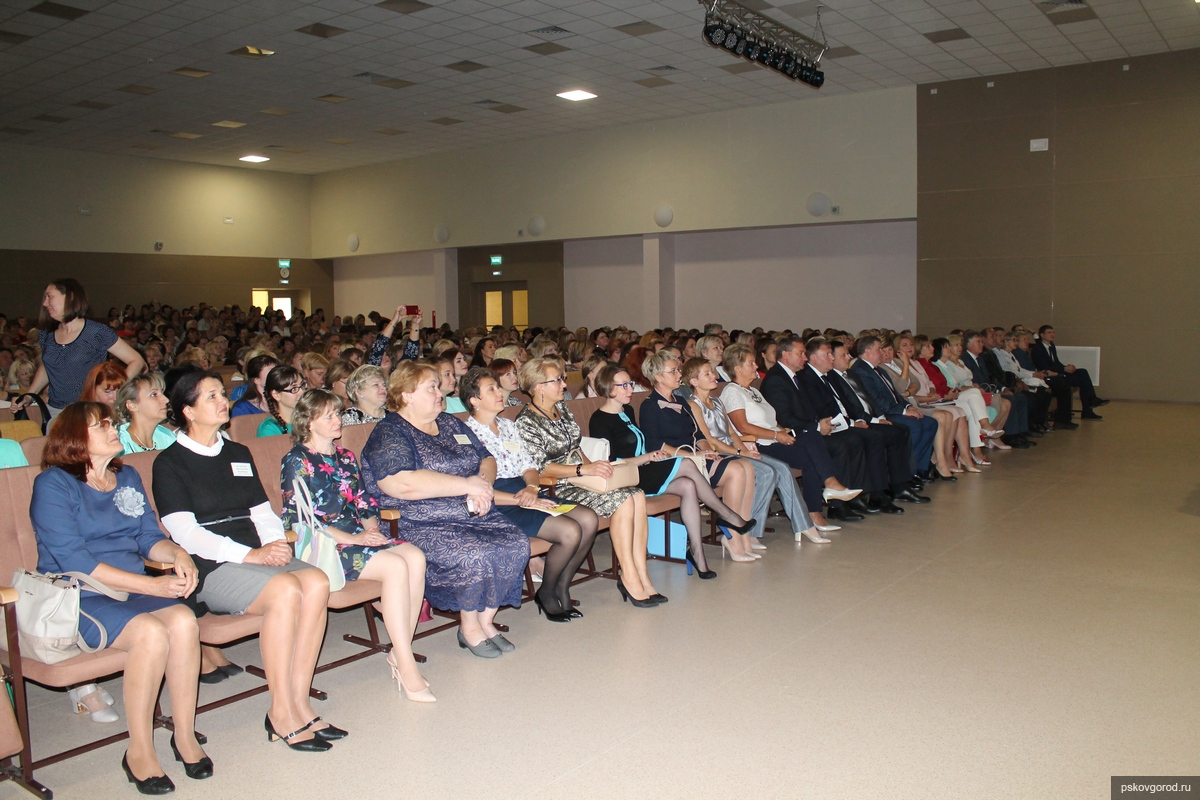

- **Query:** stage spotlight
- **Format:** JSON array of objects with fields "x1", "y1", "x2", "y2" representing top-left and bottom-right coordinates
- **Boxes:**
[
  {"x1": 723, "y1": 27, "x2": 742, "y2": 51},
  {"x1": 699, "y1": 0, "x2": 826, "y2": 89}
]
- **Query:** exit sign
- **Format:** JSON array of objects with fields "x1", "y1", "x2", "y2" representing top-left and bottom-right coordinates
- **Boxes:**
[
  {"x1": 278, "y1": 259, "x2": 291, "y2": 268},
  {"x1": 490, "y1": 255, "x2": 502, "y2": 266}
]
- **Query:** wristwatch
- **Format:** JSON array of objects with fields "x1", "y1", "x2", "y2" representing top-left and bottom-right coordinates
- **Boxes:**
[{"x1": 576, "y1": 464, "x2": 582, "y2": 476}]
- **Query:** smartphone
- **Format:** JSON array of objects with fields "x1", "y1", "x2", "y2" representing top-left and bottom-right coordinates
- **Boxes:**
[{"x1": 402, "y1": 305, "x2": 420, "y2": 316}]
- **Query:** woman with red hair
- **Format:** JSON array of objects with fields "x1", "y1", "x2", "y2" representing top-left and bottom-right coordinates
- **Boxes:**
[{"x1": 79, "y1": 361, "x2": 127, "y2": 407}]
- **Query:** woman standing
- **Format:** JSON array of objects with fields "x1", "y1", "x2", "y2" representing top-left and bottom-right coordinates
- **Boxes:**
[
  {"x1": 31, "y1": 402, "x2": 209, "y2": 791},
  {"x1": 515, "y1": 358, "x2": 660, "y2": 607},
  {"x1": 13, "y1": 279, "x2": 145, "y2": 418},
  {"x1": 281, "y1": 390, "x2": 433, "y2": 700},
  {"x1": 153, "y1": 370, "x2": 339, "y2": 751},
  {"x1": 359, "y1": 362, "x2": 529, "y2": 659},
  {"x1": 462, "y1": 368, "x2": 599, "y2": 621}
]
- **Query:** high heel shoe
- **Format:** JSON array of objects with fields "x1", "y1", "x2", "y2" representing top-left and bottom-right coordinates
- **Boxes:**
[
  {"x1": 533, "y1": 592, "x2": 573, "y2": 622},
  {"x1": 719, "y1": 515, "x2": 757, "y2": 534},
  {"x1": 796, "y1": 527, "x2": 831, "y2": 544},
  {"x1": 720, "y1": 539, "x2": 756, "y2": 562},
  {"x1": 304, "y1": 716, "x2": 348, "y2": 741},
  {"x1": 749, "y1": 539, "x2": 767, "y2": 550},
  {"x1": 821, "y1": 486, "x2": 862, "y2": 502},
  {"x1": 121, "y1": 752, "x2": 174, "y2": 795},
  {"x1": 685, "y1": 544, "x2": 717, "y2": 579},
  {"x1": 388, "y1": 654, "x2": 437, "y2": 702},
  {"x1": 971, "y1": 454, "x2": 991, "y2": 467},
  {"x1": 617, "y1": 579, "x2": 658, "y2": 607},
  {"x1": 169, "y1": 735, "x2": 213, "y2": 780},
  {"x1": 264, "y1": 714, "x2": 332, "y2": 752}
]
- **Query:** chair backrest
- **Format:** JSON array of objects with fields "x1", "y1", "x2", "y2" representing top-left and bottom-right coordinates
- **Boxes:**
[
  {"x1": 0, "y1": 420, "x2": 42, "y2": 442},
  {"x1": 338, "y1": 421, "x2": 377, "y2": 457},
  {"x1": 119, "y1": 450, "x2": 162, "y2": 513},
  {"x1": 0, "y1": 465, "x2": 42, "y2": 581},
  {"x1": 564, "y1": 371, "x2": 586, "y2": 396},
  {"x1": 244, "y1": 434, "x2": 295, "y2": 515},
  {"x1": 227, "y1": 413, "x2": 265, "y2": 443},
  {"x1": 20, "y1": 436, "x2": 46, "y2": 466}
]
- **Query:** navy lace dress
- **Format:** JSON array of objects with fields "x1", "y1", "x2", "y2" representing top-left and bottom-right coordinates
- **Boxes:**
[{"x1": 360, "y1": 411, "x2": 528, "y2": 612}]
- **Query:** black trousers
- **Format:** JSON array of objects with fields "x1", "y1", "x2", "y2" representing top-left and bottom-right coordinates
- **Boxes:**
[
  {"x1": 760, "y1": 428, "x2": 841, "y2": 512},
  {"x1": 1001, "y1": 391, "x2": 1029, "y2": 435},
  {"x1": 1047, "y1": 376, "x2": 1074, "y2": 422},
  {"x1": 821, "y1": 429, "x2": 873, "y2": 495}
]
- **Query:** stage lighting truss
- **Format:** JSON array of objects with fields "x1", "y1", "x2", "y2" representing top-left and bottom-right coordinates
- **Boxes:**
[{"x1": 700, "y1": 0, "x2": 827, "y2": 88}]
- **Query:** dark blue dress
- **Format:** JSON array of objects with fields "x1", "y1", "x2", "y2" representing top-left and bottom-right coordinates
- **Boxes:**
[
  {"x1": 30, "y1": 466, "x2": 181, "y2": 648},
  {"x1": 360, "y1": 412, "x2": 528, "y2": 612}
]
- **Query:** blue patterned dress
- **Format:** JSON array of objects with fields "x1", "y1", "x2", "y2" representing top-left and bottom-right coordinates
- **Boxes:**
[
  {"x1": 359, "y1": 412, "x2": 528, "y2": 612},
  {"x1": 280, "y1": 443, "x2": 399, "y2": 581}
]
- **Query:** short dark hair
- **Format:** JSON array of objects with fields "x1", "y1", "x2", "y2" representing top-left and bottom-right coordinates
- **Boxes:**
[
  {"x1": 1038, "y1": 325, "x2": 1054, "y2": 336},
  {"x1": 931, "y1": 338, "x2": 950, "y2": 361},
  {"x1": 855, "y1": 335, "x2": 881, "y2": 356},
  {"x1": 38, "y1": 278, "x2": 89, "y2": 331},
  {"x1": 594, "y1": 363, "x2": 628, "y2": 399},
  {"x1": 804, "y1": 337, "x2": 828, "y2": 358},
  {"x1": 460, "y1": 367, "x2": 496, "y2": 415},
  {"x1": 778, "y1": 335, "x2": 806, "y2": 355},
  {"x1": 168, "y1": 368, "x2": 224, "y2": 430}
]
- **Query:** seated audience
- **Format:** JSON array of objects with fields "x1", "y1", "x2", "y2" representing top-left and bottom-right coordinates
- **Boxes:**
[
  {"x1": 469, "y1": 336, "x2": 497, "y2": 368},
  {"x1": 683, "y1": 356, "x2": 826, "y2": 544},
  {"x1": 962, "y1": 331, "x2": 1032, "y2": 448},
  {"x1": 341, "y1": 364, "x2": 388, "y2": 425},
  {"x1": 31, "y1": 401, "x2": 209, "y2": 791},
  {"x1": 115, "y1": 373, "x2": 176, "y2": 454},
  {"x1": 516, "y1": 357, "x2": 660, "y2": 607},
  {"x1": 280, "y1": 389, "x2": 433, "y2": 701},
  {"x1": 299, "y1": 352, "x2": 328, "y2": 392},
  {"x1": 1015, "y1": 331, "x2": 1077, "y2": 430},
  {"x1": 79, "y1": 361, "x2": 127, "y2": 407},
  {"x1": 258, "y1": 365, "x2": 305, "y2": 437},
  {"x1": 359, "y1": 362, "x2": 529, "y2": 658},
  {"x1": 696, "y1": 335, "x2": 727, "y2": 381},
  {"x1": 1032, "y1": 325, "x2": 1107, "y2": 421},
  {"x1": 989, "y1": 328, "x2": 1051, "y2": 434},
  {"x1": 892, "y1": 335, "x2": 969, "y2": 479},
  {"x1": 850, "y1": 336, "x2": 940, "y2": 480},
  {"x1": 487, "y1": 357, "x2": 524, "y2": 407},
  {"x1": 462, "y1": 368, "x2": 598, "y2": 620},
  {"x1": 431, "y1": 352, "x2": 467, "y2": 413},
  {"x1": 153, "y1": 370, "x2": 338, "y2": 751},
  {"x1": 325, "y1": 358, "x2": 355, "y2": 403},
  {"x1": 933, "y1": 336, "x2": 1008, "y2": 465}
]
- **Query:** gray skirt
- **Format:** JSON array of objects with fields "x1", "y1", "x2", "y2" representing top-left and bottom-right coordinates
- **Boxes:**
[{"x1": 198, "y1": 558, "x2": 314, "y2": 615}]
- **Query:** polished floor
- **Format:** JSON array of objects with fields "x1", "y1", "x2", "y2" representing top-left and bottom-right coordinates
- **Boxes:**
[{"x1": 8, "y1": 402, "x2": 1200, "y2": 800}]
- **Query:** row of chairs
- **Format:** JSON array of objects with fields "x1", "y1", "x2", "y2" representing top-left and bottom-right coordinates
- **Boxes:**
[{"x1": 0, "y1": 390, "x2": 691, "y2": 798}]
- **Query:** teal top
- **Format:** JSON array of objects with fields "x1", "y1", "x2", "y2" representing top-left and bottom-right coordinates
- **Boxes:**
[
  {"x1": 0, "y1": 439, "x2": 28, "y2": 469},
  {"x1": 257, "y1": 416, "x2": 291, "y2": 437},
  {"x1": 444, "y1": 396, "x2": 467, "y2": 414},
  {"x1": 118, "y1": 422, "x2": 177, "y2": 455}
]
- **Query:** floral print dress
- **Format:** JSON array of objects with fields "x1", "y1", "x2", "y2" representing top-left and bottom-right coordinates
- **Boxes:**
[{"x1": 280, "y1": 443, "x2": 397, "y2": 581}]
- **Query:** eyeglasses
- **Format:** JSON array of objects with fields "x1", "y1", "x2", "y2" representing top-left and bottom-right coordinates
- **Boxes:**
[
  {"x1": 88, "y1": 419, "x2": 114, "y2": 430},
  {"x1": 663, "y1": 368, "x2": 682, "y2": 375},
  {"x1": 539, "y1": 376, "x2": 566, "y2": 385},
  {"x1": 613, "y1": 381, "x2": 635, "y2": 390},
  {"x1": 283, "y1": 383, "x2": 307, "y2": 394}
]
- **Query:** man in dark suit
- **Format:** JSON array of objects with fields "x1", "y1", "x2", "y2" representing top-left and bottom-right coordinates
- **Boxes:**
[
  {"x1": 986, "y1": 327, "x2": 1050, "y2": 435},
  {"x1": 962, "y1": 331, "x2": 1032, "y2": 448},
  {"x1": 1014, "y1": 330, "x2": 1077, "y2": 430},
  {"x1": 760, "y1": 336, "x2": 870, "y2": 522},
  {"x1": 849, "y1": 336, "x2": 940, "y2": 480},
  {"x1": 794, "y1": 339, "x2": 918, "y2": 514},
  {"x1": 1032, "y1": 325, "x2": 1106, "y2": 420}
]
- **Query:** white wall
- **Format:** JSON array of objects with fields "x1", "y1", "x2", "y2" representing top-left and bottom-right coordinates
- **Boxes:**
[
  {"x1": 674, "y1": 221, "x2": 917, "y2": 332},
  {"x1": 332, "y1": 250, "x2": 438, "y2": 322},
  {"x1": 563, "y1": 237, "x2": 645, "y2": 332}
]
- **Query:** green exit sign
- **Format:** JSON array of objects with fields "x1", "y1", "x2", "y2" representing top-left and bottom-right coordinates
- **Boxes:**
[
  {"x1": 278, "y1": 259, "x2": 291, "y2": 268},
  {"x1": 489, "y1": 255, "x2": 503, "y2": 266}
]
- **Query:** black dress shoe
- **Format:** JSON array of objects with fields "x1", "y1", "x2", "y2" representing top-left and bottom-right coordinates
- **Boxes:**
[
  {"x1": 893, "y1": 489, "x2": 931, "y2": 504},
  {"x1": 1002, "y1": 436, "x2": 1030, "y2": 449},
  {"x1": 1054, "y1": 420, "x2": 1079, "y2": 430},
  {"x1": 826, "y1": 506, "x2": 864, "y2": 523},
  {"x1": 218, "y1": 662, "x2": 243, "y2": 678},
  {"x1": 169, "y1": 735, "x2": 213, "y2": 780},
  {"x1": 1082, "y1": 411, "x2": 1103, "y2": 420},
  {"x1": 848, "y1": 497, "x2": 872, "y2": 515},
  {"x1": 198, "y1": 669, "x2": 228, "y2": 685},
  {"x1": 306, "y1": 717, "x2": 348, "y2": 741},
  {"x1": 877, "y1": 502, "x2": 904, "y2": 514},
  {"x1": 1026, "y1": 429, "x2": 1044, "y2": 438},
  {"x1": 1092, "y1": 398, "x2": 1110, "y2": 407},
  {"x1": 122, "y1": 753, "x2": 175, "y2": 795}
]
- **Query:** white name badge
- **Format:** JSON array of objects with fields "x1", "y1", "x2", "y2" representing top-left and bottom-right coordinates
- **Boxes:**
[
  {"x1": 504, "y1": 440, "x2": 522, "y2": 452},
  {"x1": 453, "y1": 434, "x2": 471, "y2": 445},
  {"x1": 231, "y1": 462, "x2": 254, "y2": 477}
]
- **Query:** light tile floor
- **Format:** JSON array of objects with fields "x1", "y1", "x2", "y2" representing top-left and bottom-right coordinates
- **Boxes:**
[{"x1": 7, "y1": 402, "x2": 1199, "y2": 799}]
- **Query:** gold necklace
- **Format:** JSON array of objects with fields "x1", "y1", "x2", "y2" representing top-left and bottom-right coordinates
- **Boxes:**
[
  {"x1": 87, "y1": 470, "x2": 113, "y2": 492},
  {"x1": 129, "y1": 426, "x2": 153, "y2": 450}
]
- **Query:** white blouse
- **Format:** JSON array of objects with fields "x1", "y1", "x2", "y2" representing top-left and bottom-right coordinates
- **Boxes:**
[
  {"x1": 719, "y1": 383, "x2": 781, "y2": 446},
  {"x1": 465, "y1": 415, "x2": 538, "y2": 479}
]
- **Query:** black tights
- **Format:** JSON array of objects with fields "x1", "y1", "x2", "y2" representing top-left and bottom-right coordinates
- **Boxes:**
[
  {"x1": 535, "y1": 506, "x2": 599, "y2": 614},
  {"x1": 662, "y1": 458, "x2": 745, "y2": 573}
]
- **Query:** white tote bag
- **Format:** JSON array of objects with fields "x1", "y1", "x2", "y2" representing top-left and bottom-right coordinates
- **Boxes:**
[
  {"x1": 11, "y1": 569, "x2": 128, "y2": 664},
  {"x1": 291, "y1": 478, "x2": 346, "y2": 592}
]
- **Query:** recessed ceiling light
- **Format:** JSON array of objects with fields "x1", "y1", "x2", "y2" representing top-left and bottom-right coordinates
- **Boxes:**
[
  {"x1": 212, "y1": 120, "x2": 245, "y2": 128},
  {"x1": 239, "y1": 155, "x2": 270, "y2": 163},
  {"x1": 229, "y1": 46, "x2": 275, "y2": 59},
  {"x1": 557, "y1": 90, "x2": 597, "y2": 101}
]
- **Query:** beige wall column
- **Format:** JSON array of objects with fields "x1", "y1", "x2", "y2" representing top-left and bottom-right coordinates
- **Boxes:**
[
  {"x1": 433, "y1": 248, "x2": 459, "y2": 330},
  {"x1": 642, "y1": 234, "x2": 676, "y2": 332}
]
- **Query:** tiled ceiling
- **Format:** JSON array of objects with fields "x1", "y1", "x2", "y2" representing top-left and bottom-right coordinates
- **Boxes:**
[{"x1": 1, "y1": 0, "x2": 1198, "y2": 174}]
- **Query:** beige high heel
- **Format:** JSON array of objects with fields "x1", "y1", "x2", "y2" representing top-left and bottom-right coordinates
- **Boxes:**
[
  {"x1": 388, "y1": 654, "x2": 436, "y2": 703},
  {"x1": 720, "y1": 539, "x2": 756, "y2": 562}
]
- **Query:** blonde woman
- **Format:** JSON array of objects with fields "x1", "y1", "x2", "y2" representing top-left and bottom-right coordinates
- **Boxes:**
[{"x1": 515, "y1": 357, "x2": 661, "y2": 607}]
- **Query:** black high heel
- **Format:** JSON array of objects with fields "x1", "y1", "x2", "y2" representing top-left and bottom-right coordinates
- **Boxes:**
[
  {"x1": 304, "y1": 716, "x2": 348, "y2": 741},
  {"x1": 264, "y1": 714, "x2": 332, "y2": 752},
  {"x1": 617, "y1": 579, "x2": 658, "y2": 608},
  {"x1": 720, "y1": 515, "x2": 757, "y2": 534},
  {"x1": 121, "y1": 752, "x2": 175, "y2": 795},
  {"x1": 169, "y1": 735, "x2": 213, "y2": 780},
  {"x1": 533, "y1": 591, "x2": 572, "y2": 623},
  {"x1": 685, "y1": 544, "x2": 717, "y2": 580}
]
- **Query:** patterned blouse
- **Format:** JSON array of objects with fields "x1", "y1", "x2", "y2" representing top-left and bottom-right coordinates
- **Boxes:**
[
  {"x1": 341, "y1": 406, "x2": 384, "y2": 426},
  {"x1": 280, "y1": 443, "x2": 378, "y2": 538},
  {"x1": 464, "y1": 415, "x2": 538, "y2": 479}
]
